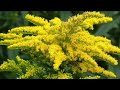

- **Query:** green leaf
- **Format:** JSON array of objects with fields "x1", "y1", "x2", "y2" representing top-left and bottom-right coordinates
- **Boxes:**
[{"x1": 7, "y1": 49, "x2": 20, "y2": 60}]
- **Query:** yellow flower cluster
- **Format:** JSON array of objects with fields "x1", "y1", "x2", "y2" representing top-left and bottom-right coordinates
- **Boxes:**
[
  {"x1": 79, "y1": 61, "x2": 116, "y2": 78},
  {"x1": 68, "y1": 11, "x2": 112, "y2": 30},
  {"x1": 49, "y1": 17, "x2": 62, "y2": 26},
  {"x1": 0, "y1": 59, "x2": 22, "y2": 73},
  {"x1": 25, "y1": 14, "x2": 49, "y2": 26},
  {"x1": 44, "y1": 71, "x2": 73, "y2": 79},
  {"x1": 0, "y1": 33, "x2": 22, "y2": 39},
  {"x1": 80, "y1": 75, "x2": 101, "y2": 79},
  {"x1": 9, "y1": 26, "x2": 48, "y2": 35},
  {"x1": 16, "y1": 56, "x2": 44, "y2": 79},
  {"x1": 0, "y1": 11, "x2": 120, "y2": 78},
  {"x1": 0, "y1": 56, "x2": 44, "y2": 79},
  {"x1": 48, "y1": 44, "x2": 67, "y2": 70}
]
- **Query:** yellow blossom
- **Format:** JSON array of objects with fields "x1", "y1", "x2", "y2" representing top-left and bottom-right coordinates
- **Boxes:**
[
  {"x1": 0, "y1": 60, "x2": 22, "y2": 73},
  {"x1": 53, "y1": 52, "x2": 67, "y2": 70},
  {"x1": 9, "y1": 26, "x2": 48, "y2": 35},
  {"x1": 49, "y1": 17, "x2": 62, "y2": 26},
  {"x1": 0, "y1": 11, "x2": 119, "y2": 79},
  {"x1": 48, "y1": 44, "x2": 67, "y2": 70},
  {"x1": 79, "y1": 61, "x2": 116, "y2": 78},
  {"x1": 25, "y1": 14, "x2": 49, "y2": 26},
  {"x1": 68, "y1": 11, "x2": 112, "y2": 30},
  {"x1": 0, "y1": 33, "x2": 22, "y2": 39}
]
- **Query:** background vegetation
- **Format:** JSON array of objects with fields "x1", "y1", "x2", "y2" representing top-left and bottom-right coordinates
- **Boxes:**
[{"x1": 0, "y1": 11, "x2": 120, "y2": 79}]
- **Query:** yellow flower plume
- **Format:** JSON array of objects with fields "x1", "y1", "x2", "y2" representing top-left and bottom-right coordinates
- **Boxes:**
[{"x1": 0, "y1": 11, "x2": 120, "y2": 78}]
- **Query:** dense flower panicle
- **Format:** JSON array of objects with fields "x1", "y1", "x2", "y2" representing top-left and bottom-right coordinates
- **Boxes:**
[
  {"x1": 48, "y1": 44, "x2": 67, "y2": 70},
  {"x1": 49, "y1": 17, "x2": 62, "y2": 26},
  {"x1": 68, "y1": 11, "x2": 112, "y2": 30},
  {"x1": 36, "y1": 43, "x2": 48, "y2": 53},
  {"x1": 94, "y1": 36, "x2": 111, "y2": 43},
  {"x1": 0, "y1": 11, "x2": 120, "y2": 79},
  {"x1": 9, "y1": 26, "x2": 48, "y2": 35},
  {"x1": 79, "y1": 61, "x2": 116, "y2": 78},
  {"x1": 76, "y1": 50, "x2": 98, "y2": 67},
  {"x1": 81, "y1": 17, "x2": 112, "y2": 30},
  {"x1": 102, "y1": 70, "x2": 116, "y2": 78},
  {"x1": 25, "y1": 14, "x2": 49, "y2": 26},
  {"x1": 16, "y1": 56, "x2": 31, "y2": 68},
  {"x1": 8, "y1": 39, "x2": 40, "y2": 49},
  {"x1": 0, "y1": 39, "x2": 20, "y2": 45},
  {"x1": 0, "y1": 56, "x2": 44, "y2": 79},
  {"x1": 70, "y1": 31, "x2": 95, "y2": 45},
  {"x1": 96, "y1": 42, "x2": 120, "y2": 54},
  {"x1": 53, "y1": 52, "x2": 67, "y2": 70},
  {"x1": 77, "y1": 45, "x2": 118, "y2": 65},
  {"x1": 66, "y1": 44, "x2": 75, "y2": 60},
  {"x1": 98, "y1": 53, "x2": 118, "y2": 65},
  {"x1": 0, "y1": 60, "x2": 22, "y2": 73},
  {"x1": 0, "y1": 33, "x2": 22, "y2": 39}
]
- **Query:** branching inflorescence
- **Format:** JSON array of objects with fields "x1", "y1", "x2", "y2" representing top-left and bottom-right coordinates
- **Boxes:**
[{"x1": 0, "y1": 11, "x2": 120, "y2": 79}]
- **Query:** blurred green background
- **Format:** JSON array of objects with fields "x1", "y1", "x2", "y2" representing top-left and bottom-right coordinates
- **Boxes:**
[{"x1": 0, "y1": 11, "x2": 120, "y2": 79}]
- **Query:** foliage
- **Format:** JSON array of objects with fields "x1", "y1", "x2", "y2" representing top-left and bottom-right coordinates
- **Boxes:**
[{"x1": 0, "y1": 11, "x2": 120, "y2": 79}]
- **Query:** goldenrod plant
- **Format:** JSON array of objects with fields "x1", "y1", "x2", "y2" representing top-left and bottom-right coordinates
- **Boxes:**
[{"x1": 0, "y1": 11, "x2": 120, "y2": 79}]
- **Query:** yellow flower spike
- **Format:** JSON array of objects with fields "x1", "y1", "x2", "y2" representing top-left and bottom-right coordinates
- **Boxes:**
[
  {"x1": 43, "y1": 23, "x2": 51, "y2": 32},
  {"x1": 8, "y1": 39, "x2": 40, "y2": 49},
  {"x1": 95, "y1": 36, "x2": 111, "y2": 43},
  {"x1": 48, "y1": 44, "x2": 67, "y2": 70},
  {"x1": 0, "y1": 60, "x2": 22, "y2": 73},
  {"x1": 76, "y1": 50, "x2": 98, "y2": 67},
  {"x1": 108, "y1": 45, "x2": 120, "y2": 54},
  {"x1": 68, "y1": 11, "x2": 112, "y2": 30},
  {"x1": 81, "y1": 17, "x2": 112, "y2": 30},
  {"x1": 53, "y1": 52, "x2": 67, "y2": 70},
  {"x1": 102, "y1": 70, "x2": 116, "y2": 78},
  {"x1": 0, "y1": 33, "x2": 22, "y2": 39},
  {"x1": 82, "y1": 11, "x2": 105, "y2": 18},
  {"x1": 77, "y1": 44, "x2": 118, "y2": 65},
  {"x1": 66, "y1": 44, "x2": 75, "y2": 60},
  {"x1": 79, "y1": 61, "x2": 117, "y2": 78},
  {"x1": 9, "y1": 26, "x2": 48, "y2": 35},
  {"x1": 70, "y1": 30, "x2": 95, "y2": 45},
  {"x1": 43, "y1": 34, "x2": 58, "y2": 44},
  {"x1": 99, "y1": 53, "x2": 118, "y2": 65},
  {"x1": 96, "y1": 42, "x2": 120, "y2": 54},
  {"x1": 0, "y1": 38, "x2": 22, "y2": 45},
  {"x1": 36, "y1": 43, "x2": 48, "y2": 53},
  {"x1": 49, "y1": 17, "x2": 62, "y2": 26},
  {"x1": 25, "y1": 14, "x2": 49, "y2": 26}
]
